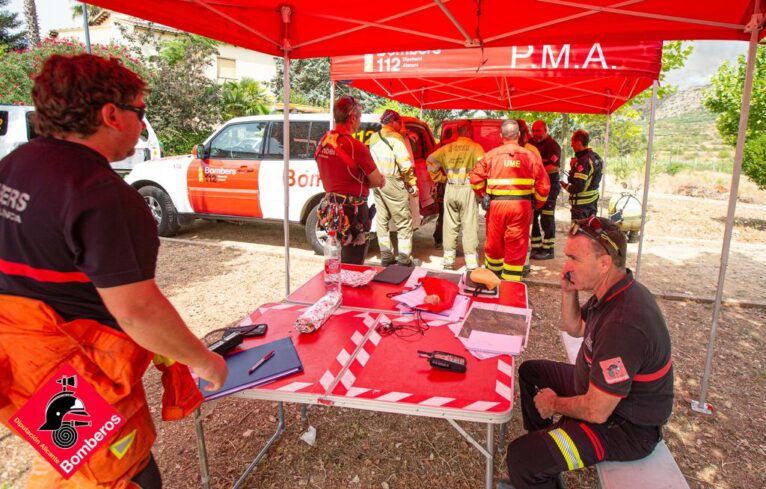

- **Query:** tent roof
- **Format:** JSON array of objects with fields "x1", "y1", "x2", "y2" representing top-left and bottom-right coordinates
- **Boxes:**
[
  {"x1": 331, "y1": 42, "x2": 662, "y2": 114},
  {"x1": 87, "y1": 1, "x2": 765, "y2": 59}
]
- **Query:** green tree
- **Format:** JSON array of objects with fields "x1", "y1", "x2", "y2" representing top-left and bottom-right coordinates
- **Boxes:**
[
  {"x1": 221, "y1": 78, "x2": 273, "y2": 119},
  {"x1": 115, "y1": 26, "x2": 223, "y2": 155},
  {"x1": 0, "y1": 38, "x2": 146, "y2": 105},
  {"x1": 146, "y1": 35, "x2": 223, "y2": 154},
  {"x1": 0, "y1": 0, "x2": 25, "y2": 52},
  {"x1": 703, "y1": 44, "x2": 766, "y2": 188},
  {"x1": 271, "y1": 57, "x2": 331, "y2": 108},
  {"x1": 70, "y1": 2, "x2": 105, "y2": 25}
]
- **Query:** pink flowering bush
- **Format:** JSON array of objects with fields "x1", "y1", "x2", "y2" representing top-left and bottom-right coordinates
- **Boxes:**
[{"x1": 0, "y1": 38, "x2": 149, "y2": 105}]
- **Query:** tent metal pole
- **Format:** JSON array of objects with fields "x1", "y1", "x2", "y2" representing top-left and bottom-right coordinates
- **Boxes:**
[
  {"x1": 434, "y1": 0, "x2": 475, "y2": 46},
  {"x1": 330, "y1": 81, "x2": 336, "y2": 130},
  {"x1": 692, "y1": 14, "x2": 762, "y2": 415},
  {"x1": 634, "y1": 80, "x2": 657, "y2": 280},
  {"x1": 281, "y1": 7, "x2": 292, "y2": 297},
  {"x1": 603, "y1": 114, "x2": 610, "y2": 163},
  {"x1": 603, "y1": 114, "x2": 610, "y2": 188}
]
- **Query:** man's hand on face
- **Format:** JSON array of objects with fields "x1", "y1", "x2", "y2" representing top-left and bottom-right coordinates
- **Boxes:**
[{"x1": 534, "y1": 388, "x2": 557, "y2": 419}]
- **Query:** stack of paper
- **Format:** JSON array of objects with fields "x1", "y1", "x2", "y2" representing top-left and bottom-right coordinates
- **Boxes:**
[{"x1": 448, "y1": 302, "x2": 532, "y2": 358}]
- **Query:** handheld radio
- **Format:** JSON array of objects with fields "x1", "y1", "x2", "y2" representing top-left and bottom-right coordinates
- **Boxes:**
[
  {"x1": 209, "y1": 324, "x2": 268, "y2": 356},
  {"x1": 418, "y1": 350, "x2": 467, "y2": 373}
]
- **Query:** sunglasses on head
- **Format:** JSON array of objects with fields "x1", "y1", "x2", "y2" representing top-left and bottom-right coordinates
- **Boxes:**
[{"x1": 570, "y1": 216, "x2": 621, "y2": 257}]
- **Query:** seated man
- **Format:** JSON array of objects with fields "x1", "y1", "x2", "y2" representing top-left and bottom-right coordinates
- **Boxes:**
[{"x1": 503, "y1": 217, "x2": 673, "y2": 488}]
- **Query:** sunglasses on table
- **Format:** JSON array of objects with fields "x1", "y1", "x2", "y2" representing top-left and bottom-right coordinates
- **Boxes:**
[{"x1": 570, "y1": 216, "x2": 621, "y2": 257}]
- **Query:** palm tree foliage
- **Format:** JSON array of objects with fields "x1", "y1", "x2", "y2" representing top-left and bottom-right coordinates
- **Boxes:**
[{"x1": 221, "y1": 78, "x2": 273, "y2": 119}]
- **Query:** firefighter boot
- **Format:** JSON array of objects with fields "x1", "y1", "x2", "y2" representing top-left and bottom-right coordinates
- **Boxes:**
[
  {"x1": 380, "y1": 251, "x2": 396, "y2": 267},
  {"x1": 532, "y1": 249, "x2": 555, "y2": 260},
  {"x1": 397, "y1": 254, "x2": 421, "y2": 267}
]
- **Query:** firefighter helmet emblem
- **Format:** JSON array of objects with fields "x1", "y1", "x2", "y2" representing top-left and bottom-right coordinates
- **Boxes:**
[{"x1": 38, "y1": 375, "x2": 92, "y2": 449}]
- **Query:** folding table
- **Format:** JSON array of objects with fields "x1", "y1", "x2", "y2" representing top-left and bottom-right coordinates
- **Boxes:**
[{"x1": 195, "y1": 269, "x2": 528, "y2": 489}]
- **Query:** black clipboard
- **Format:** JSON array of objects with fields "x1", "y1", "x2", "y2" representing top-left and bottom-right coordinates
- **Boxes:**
[{"x1": 372, "y1": 264, "x2": 414, "y2": 285}]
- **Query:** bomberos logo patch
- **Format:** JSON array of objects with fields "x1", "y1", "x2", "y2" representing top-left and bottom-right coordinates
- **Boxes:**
[{"x1": 10, "y1": 363, "x2": 125, "y2": 478}]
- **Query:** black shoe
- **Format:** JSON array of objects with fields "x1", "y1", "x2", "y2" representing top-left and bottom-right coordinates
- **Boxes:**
[
  {"x1": 522, "y1": 265, "x2": 531, "y2": 277},
  {"x1": 397, "y1": 256, "x2": 421, "y2": 267},
  {"x1": 556, "y1": 474, "x2": 567, "y2": 489},
  {"x1": 531, "y1": 250, "x2": 554, "y2": 260},
  {"x1": 434, "y1": 242, "x2": 443, "y2": 250},
  {"x1": 381, "y1": 257, "x2": 396, "y2": 267}
]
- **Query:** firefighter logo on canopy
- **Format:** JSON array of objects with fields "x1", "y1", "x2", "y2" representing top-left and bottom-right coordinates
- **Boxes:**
[{"x1": 10, "y1": 363, "x2": 125, "y2": 479}]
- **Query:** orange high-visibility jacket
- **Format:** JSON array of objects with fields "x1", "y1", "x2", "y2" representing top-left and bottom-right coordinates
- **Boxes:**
[
  {"x1": 470, "y1": 143, "x2": 550, "y2": 209},
  {"x1": 0, "y1": 294, "x2": 201, "y2": 488}
]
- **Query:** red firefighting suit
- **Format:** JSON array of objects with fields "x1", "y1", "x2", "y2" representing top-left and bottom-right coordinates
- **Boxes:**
[{"x1": 470, "y1": 143, "x2": 549, "y2": 281}]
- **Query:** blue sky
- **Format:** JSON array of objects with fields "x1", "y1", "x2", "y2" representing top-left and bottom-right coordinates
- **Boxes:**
[{"x1": 8, "y1": 0, "x2": 749, "y2": 90}]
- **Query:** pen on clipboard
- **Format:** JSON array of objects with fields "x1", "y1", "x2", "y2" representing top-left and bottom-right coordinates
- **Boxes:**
[{"x1": 248, "y1": 350, "x2": 275, "y2": 375}]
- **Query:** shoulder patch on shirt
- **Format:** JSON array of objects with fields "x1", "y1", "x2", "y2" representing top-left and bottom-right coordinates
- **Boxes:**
[
  {"x1": 550, "y1": 154, "x2": 559, "y2": 163},
  {"x1": 577, "y1": 164, "x2": 584, "y2": 172},
  {"x1": 599, "y1": 357, "x2": 630, "y2": 384}
]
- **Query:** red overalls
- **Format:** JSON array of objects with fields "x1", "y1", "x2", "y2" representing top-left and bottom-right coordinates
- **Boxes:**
[{"x1": 470, "y1": 143, "x2": 549, "y2": 281}]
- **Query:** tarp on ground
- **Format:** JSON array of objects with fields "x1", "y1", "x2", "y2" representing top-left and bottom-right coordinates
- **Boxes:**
[
  {"x1": 330, "y1": 42, "x2": 662, "y2": 114},
  {"x1": 84, "y1": 1, "x2": 765, "y2": 59}
]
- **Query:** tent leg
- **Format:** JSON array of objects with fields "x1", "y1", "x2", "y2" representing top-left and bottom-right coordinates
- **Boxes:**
[
  {"x1": 329, "y1": 81, "x2": 336, "y2": 130},
  {"x1": 282, "y1": 51, "x2": 291, "y2": 297},
  {"x1": 603, "y1": 114, "x2": 610, "y2": 188},
  {"x1": 692, "y1": 16, "x2": 762, "y2": 415},
  {"x1": 634, "y1": 81, "x2": 657, "y2": 280}
]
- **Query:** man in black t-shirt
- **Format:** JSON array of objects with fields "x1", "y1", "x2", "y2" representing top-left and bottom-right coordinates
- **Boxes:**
[
  {"x1": 0, "y1": 54, "x2": 226, "y2": 488},
  {"x1": 502, "y1": 217, "x2": 673, "y2": 489}
]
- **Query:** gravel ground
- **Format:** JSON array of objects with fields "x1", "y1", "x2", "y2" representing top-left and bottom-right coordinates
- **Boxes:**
[{"x1": 1, "y1": 190, "x2": 765, "y2": 489}]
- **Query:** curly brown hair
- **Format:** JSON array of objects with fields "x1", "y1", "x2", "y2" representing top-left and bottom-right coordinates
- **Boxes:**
[{"x1": 31, "y1": 54, "x2": 147, "y2": 138}]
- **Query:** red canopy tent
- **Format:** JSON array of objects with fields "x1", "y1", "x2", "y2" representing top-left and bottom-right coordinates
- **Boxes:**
[
  {"x1": 330, "y1": 42, "x2": 662, "y2": 114},
  {"x1": 79, "y1": 1, "x2": 764, "y2": 58},
  {"x1": 88, "y1": 0, "x2": 765, "y2": 435}
]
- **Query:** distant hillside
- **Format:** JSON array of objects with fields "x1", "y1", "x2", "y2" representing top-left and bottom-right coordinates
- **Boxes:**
[
  {"x1": 655, "y1": 86, "x2": 706, "y2": 119},
  {"x1": 648, "y1": 86, "x2": 734, "y2": 171}
]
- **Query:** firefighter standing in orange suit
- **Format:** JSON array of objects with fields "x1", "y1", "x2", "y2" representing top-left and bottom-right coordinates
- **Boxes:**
[
  {"x1": 0, "y1": 54, "x2": 227, "y2": 488},
  {"x1": 470, "y1": 120, "x2": 550, "y2": 281}
]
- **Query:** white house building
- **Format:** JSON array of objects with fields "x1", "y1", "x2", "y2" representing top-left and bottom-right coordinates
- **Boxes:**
[{"x1": 50, "y1": 11, "x2": 277, "y2": 85}]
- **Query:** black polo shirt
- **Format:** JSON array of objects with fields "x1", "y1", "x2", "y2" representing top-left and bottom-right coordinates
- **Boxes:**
[
  {"x1": 574, "y1": 270, "x2": 674, "y2": 426},
  {"x1": 530, "y1": 135, "x2": 562, "y2": 174},
  {"x1": 0, "y1": 138, "x2": 159, "y2": 329}
]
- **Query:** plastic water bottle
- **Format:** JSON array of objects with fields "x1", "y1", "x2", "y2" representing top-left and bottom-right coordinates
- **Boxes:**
[{"x1": 324, "y1": 230, "x2": 342, "y2": 296}]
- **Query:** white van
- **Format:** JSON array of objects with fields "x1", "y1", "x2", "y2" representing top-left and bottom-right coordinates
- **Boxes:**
[
  {"x1": 0, "y1": 105, "x2": 162, "y2": 174},
  {"x1": 124, "y1": 113, "x2": 439, "y2": 254}
]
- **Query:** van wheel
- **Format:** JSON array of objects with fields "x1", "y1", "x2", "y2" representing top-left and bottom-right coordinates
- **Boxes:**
[
  {"x1": 139, "y1": 185, "x2": 181, "y2": 237},
  {"x1": 305, "y1": 202, "x2": 327, "y2": 255}
]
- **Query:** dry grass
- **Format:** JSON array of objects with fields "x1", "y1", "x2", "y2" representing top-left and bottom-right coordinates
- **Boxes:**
[{"x1": 2, "y1": 184, "x2": 765, "y2": 488}]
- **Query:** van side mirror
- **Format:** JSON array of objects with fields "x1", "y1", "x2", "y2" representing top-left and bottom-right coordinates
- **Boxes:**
[{"x1": 194, "y1": 144, "x2": 209, "y2": 160}]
